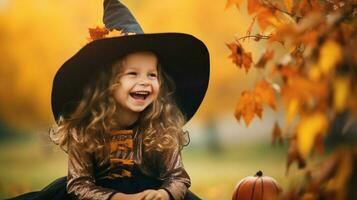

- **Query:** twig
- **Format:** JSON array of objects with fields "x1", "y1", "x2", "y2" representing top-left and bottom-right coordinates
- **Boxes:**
[{"x1": 236, "y1": 34, "x2": 271, "y2": 41}]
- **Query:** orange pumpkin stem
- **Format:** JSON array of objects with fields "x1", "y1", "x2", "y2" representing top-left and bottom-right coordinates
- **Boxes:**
[{"x1": 255, "y1": 170, "x2": 263, "y2": 177}]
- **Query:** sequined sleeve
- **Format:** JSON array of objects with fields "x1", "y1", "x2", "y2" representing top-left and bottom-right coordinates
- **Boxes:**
[
  {"x1": 67, "y1": 135, "x2": 117, "y2": 200},
  {"x1": 157, "y1": 145, "x2": 191, "y2": 200}
]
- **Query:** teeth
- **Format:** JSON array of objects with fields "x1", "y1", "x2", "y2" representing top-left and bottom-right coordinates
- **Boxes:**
[{"x1": 133, "y1": 91, "x2": 149, "y2": 95}]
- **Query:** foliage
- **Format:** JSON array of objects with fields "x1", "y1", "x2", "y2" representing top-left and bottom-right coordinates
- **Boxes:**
[{"x1": 226, "y1": 0, "x2": 357, "y2": 199}]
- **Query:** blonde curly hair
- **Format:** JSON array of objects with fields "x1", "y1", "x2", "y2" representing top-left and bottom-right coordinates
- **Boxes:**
[{"x1": 50, "y1": 52, "x2": 188, "y2": 152}]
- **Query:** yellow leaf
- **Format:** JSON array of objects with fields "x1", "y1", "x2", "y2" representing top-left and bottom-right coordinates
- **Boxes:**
[
  {"x1": 286, "y1": 98, "x2": 299, "y2": 127},
  {"x1": 333, "y1": 76, "x2": 350, "y2": 113},
  {"x1": 234, "y1": 91, "x2": 263, "y2": 126},
  {"x1": 296, "y1": 112, "x2": 328, "y2": 159},
  {"x1": 308, "y1": 64, "x2": 321, "y2": 81},
  {"x1": 284, "y1": 0, "x2": 294, "y2": 13},
  {"x1": 225, "y1": 0, "x2": 243, "y2": 10},
  {"x1": 318, "y1": 40, "x2": 342, "y2": 75},
  {"x1": 324, "y1": 149, "x2": 353, "y2": 195}
]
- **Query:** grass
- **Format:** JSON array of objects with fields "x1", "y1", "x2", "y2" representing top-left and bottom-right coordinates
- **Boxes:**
[{"x1": 0, "y1": 136, "x2": 306, "y2": 199}]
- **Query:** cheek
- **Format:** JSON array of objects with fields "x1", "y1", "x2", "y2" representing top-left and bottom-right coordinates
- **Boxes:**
[
  {"x1": 113, "y1": 86, "x2": 126, "y2": 102},
  {"x1": 152, "y1": 82, "x2": 160, "y2": 96}
]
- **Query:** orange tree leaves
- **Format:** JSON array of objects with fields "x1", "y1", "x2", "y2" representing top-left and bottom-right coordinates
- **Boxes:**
[
  {"x1": 256, "y1": 49, "x2": 274, "y2": 68},
  {"x1": 226, "y1": 41, "x2": 253, "y2": 72},
  {"x1": 227, "y1": 0, "x2": 357, "y2": 198},
  {"x1": 88, "y1": 26, "x2": 127, "y2": 42},
  {"x1": 235, "y1": 80, "x2": 277, "y2": 126},
  {"x1": 272, "y1": 122, "x2": 283, "y2": 146},
  {"x1": 234, "y1": 91, "x2": 263, "y2": 126},
  {"x1": 295, "y1": 112, "x2": 328, "y2": 159},
  {"x1": 255, "y1": 79, "x2": 277, "y2": 110},
  {"x1": 225, "y1": 0, "x2": 244, "y2": 9}
]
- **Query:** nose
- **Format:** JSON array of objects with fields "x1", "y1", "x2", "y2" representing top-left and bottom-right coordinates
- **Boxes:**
[{"x1": 138, "y1": 75, "x2": 150, "y2": 86}]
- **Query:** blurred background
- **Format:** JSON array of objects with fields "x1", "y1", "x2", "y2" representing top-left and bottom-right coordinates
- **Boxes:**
[{"x1": 0, "y1": 0, "x2": 302, "y2": 199}]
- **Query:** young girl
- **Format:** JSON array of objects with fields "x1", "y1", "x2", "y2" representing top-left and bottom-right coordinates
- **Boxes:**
[{"x1": 9, "y1": 0, "x2": 209, "y2": 200}]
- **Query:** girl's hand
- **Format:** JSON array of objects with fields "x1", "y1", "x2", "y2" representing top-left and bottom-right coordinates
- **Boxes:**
[
  {"x1": 141, "y1": 189, "x2": 170, "y2": 200},
  {"x1": 110, "y1": 192, "x2": 145, "y2": 200}
]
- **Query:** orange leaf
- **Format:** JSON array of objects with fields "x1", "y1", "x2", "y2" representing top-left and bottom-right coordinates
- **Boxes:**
[
  {"x1": 256, "y1": 50, "x2": 274, "y2": 69},
  {"x1": 234, "y1": 91, "x2": 263, "y2": 126},
  {"x1": 286, "y1": 136, "x2": 306, "y2": 173},
  {"x1": 256, "y1": 7, "x2": 282, "y2": 31},
  {"x1": 300, "y1": 30, "x2": 319, "y2": 48},
  {"x1": 227, "y1": 42, "x2": 253, "y2": 73},
  {"x1": 272, "y1": 122, "x2": 283, "y2": 146},
  {"x1": 281, "y1": 75, "x2": 328, "y2": 109},
  {"x1": 88, "y1": 26, "x2": 109, "y2": 42},
  {"x1": 298, "y1": 0, "x2": 324, "y2": 17},
  {"x1": 225, "y1": 0, "x2": 244, "y2": 10},
  {"x1": 254, "y1": 79, "x2": 277, "y2": 110},
  {"x1": 247, "y1": 0, "x2": 264, "y2": 15},
  {"x1": 284, "y1": 0, "x2": 294, "y2": 13}
]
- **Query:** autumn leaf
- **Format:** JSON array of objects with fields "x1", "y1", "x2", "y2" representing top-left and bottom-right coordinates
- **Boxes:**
[
  {"x1": 286, "y1": 98, "x2": 299, "y2": 128},
  {"x1": 256, "y1": 7, "x2": 282, "y2": 31},
  {"x1": 281, "y1": 75, "x2": 328, "y2": 109},
  {"x1": 317, "y1": 40, "x2": 342, "y2": 76},
  {"x1": 269, "y1": 24, "x2": 296, "y2": 47},
  {"x1": 256, "y1": 49, "x2": 274, "y2": 69},
  {"x1": 247, "y1": 0, "x2": 264, "y2": 15},
  {"x1": 88, "y1": 26, "x2": 109, "y2": 42},
  {"x1": 254, "y1": 79, "x2": 277, "y2": 110},
  {"x1": 106, "y1": 29, "x2": 126, "y2": 37},
  {"x1": 234, "y1": 91, "x2": 263, "y2": 126},
  {"x1": 298, "y1": 0, "x2": 324, "y2": 17},
  {"x1": 225, "y1": 0, "x2": 244, "y2": 10},
  {"x1": 296, "y1": 112, "x2": 328, "y2": 159},
  {"x1": 272, "y1": 122, "x2": 283, "y2": 145},
  {"x1": 227, "y1": 42, "x2": 253, "y2": 73},
  {"x1": 307, "y1": 148, "x2": 353, "y2": 199},
  {"x1": 333, "y1": 76, "x2": 351, "y2": 113},
  {"x1": 284, "y1": 0, "x2": 294, "y2": 13},
  {"x1": 300, "y1": 30, "x2": 319, "y2": 48},
  {"x1": 286, "y1": 136, "x2": 306, "y2": 173}
]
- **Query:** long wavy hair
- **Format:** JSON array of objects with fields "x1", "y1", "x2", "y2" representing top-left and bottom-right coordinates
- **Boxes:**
[{"x1": 50, "y1": 52, "x2": 188, "y2": 153}]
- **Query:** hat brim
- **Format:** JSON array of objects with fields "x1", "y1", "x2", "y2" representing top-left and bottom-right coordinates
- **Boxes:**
[{"x1": 51, "y1": 33, "x2": 210, "y2": 123}]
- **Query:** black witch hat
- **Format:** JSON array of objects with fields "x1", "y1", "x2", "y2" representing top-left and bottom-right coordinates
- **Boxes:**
[{"x1": 51, "y1": 0, "x2": 210, "y2": 123}]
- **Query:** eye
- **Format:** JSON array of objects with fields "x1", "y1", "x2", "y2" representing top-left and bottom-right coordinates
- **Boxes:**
[
  {"x1": 127, "y1": 72, "x2": 137, "y2": 76},
  {"x1": 148, "y1": 73, "x2": 157, "y2": 78}
]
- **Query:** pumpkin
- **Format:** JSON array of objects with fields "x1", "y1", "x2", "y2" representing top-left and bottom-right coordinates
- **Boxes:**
[{"x1": 232, "y1": 171, "x2": 282, "y2": 200}]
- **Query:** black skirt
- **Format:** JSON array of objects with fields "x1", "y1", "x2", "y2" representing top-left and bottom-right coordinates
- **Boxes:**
[{"x1": 7, "y1": 175, "x2": 201, "y2": 200}]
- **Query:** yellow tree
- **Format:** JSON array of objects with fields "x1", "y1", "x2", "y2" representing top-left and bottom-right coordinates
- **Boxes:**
[{"x1": 226, "y1": 0, "x2": 356, "y2": 199}]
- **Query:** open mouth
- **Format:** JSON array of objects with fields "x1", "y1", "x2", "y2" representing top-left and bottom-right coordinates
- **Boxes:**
[{"x1": 129, "y1": 91, "x2": 150, "y2": 100}]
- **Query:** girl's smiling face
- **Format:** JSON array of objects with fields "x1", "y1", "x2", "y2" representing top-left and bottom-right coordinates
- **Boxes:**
[{"x1": 113, "y1": 52, "x2": 160, "y2": 114}]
